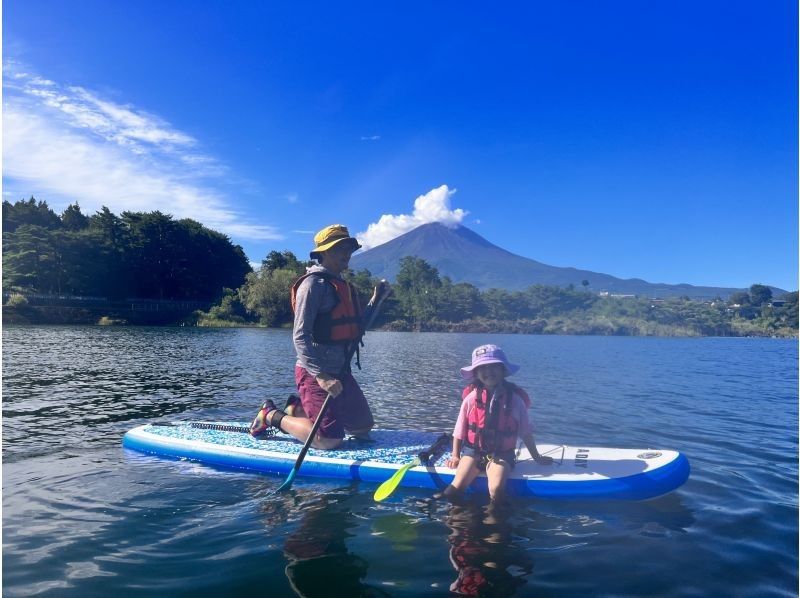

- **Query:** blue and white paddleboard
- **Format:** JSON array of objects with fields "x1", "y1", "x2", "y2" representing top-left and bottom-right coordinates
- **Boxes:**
[{"x1": 123, "y1": 422, "x2": 690, "y2": 500}]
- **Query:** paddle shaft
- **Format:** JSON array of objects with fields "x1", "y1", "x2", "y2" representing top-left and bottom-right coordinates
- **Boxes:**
[
  {"x1": 277, "y1": 391, "x2": 332, "y2": 490},
  {"x1": 277, "y1": 281, "x2": 389, "y2": 492}
]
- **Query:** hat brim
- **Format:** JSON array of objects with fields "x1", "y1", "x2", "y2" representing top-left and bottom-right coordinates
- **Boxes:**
[
  {"x1": 310, "y1": 236, "x2": 361, "y2": 260},
  {"x1": 460, "y1": 359, "x2": 520, "y2": 380}
]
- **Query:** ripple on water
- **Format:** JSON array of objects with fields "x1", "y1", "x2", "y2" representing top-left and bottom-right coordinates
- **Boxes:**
[{"x1": 2, "y1": 328, "x2": 797, "y2": 596}]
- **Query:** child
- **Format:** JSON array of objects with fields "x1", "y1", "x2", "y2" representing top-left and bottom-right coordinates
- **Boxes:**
[{"x1": 440, "y1": 344, "x2": 553, "y2": 503}]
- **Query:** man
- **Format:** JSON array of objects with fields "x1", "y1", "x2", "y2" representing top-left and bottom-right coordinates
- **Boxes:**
[{"x1": 250, "y1": 224, "x2": 387, "y2": 449}]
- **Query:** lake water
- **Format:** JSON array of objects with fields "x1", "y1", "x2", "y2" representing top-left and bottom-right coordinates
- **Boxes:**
[{"x1": 2, "y1": 327, "x2": 797, "y2": 597}]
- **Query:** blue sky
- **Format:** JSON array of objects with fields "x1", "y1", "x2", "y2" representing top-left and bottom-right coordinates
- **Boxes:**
[{"x1": 4, "y1": 1, "x2": 797, "y2": 291}]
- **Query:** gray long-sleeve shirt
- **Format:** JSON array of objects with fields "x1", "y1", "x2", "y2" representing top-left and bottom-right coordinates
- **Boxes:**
[{"x1": 292, "y1": 266, "x2": 376, "y2": 377}]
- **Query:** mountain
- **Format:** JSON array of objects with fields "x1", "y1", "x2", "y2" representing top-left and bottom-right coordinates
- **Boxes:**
[{"x1": 349, "y1": 222, "x2": 782, "y2": 299}]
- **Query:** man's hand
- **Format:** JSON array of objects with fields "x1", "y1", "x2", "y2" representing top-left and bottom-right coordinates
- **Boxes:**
[
  {"x1": 316, "y1": 374, "x2": 343, "y2": 397},
  {"x1": 369, "y1": 279, "x2": 391, "y2": 305}
]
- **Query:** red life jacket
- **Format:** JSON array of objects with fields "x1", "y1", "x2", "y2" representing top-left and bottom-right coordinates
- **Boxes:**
[
  {"x1": 291, "y1": 272, "x2": 362, "y2": 344},
  {"x1": 463, "y1": 382, "x2": 524, "y2": 453}
]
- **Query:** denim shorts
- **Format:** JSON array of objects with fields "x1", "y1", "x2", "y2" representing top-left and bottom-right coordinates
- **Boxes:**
[{"x1": 462, "y1": 446, "x2": 517, "y2": 471}]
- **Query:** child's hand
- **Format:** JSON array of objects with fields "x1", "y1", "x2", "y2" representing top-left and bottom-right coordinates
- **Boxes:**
[
  {"x1": 534, "y1": 454, "x2": 554, "y2": 465},
  {"x1": 446, "y1": 455, "x2": 461, "y2": 469}
]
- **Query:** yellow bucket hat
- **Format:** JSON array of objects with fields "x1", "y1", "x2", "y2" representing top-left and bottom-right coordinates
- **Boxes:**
[{"x1": 310, "y1": 224, "x2": 362, "y2": 259}]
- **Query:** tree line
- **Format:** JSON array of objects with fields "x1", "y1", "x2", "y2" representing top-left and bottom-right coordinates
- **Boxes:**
[
  {"x1": 199, "y1": 251, "x2": 798, "y2": 338},
  {"x1": 3, "y1": 197, "x2": 251, "y2": 301},
  {"x1": 4, "y1": 198, "x2": 795, "y2": 337}
]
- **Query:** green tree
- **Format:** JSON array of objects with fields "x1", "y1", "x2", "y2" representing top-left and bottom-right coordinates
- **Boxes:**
[
  {"x1": 482, "y1": 288, "x2": 516, "y2": 320},
  {"x1": 4, "y1": 202, "x2": 251, "y2": 301},
  {"x1": 90, "y1": 206, "x2": 128, "y2": 248},
  {"x1": 122, "y1": 212, "x2": 251, "y2": 300},
  {"x1": 394, "y1": 256, "x2": 442, "y2": 327},
  {"x1": 61, "y1": 203, "x2": 90, "y2": 231},
  {"x1": 729, "y1": 291, "x2": 750, "y2": 306},
  {"x1": 437, "y1": 278, "x2": 484, "y2": 321},
  {"x1": 123, "y1": 211, "x2": 179, "y2": 299},
  {"x1": 522, "y1": 284, "x2": 595, "y2": 318},
  {"x1": 2, "y1": 225, "x2": 81, "y2": 295},
  {"x1": 262, "y1": 250, "x2": 308, "y2": 275},
  {"x1": 3, "y1": 225, "x2": 52, "y2": 291},
  {"x1": 262, "y1": 250, "x2": 288, "y2": 273},
  {"x1": 749, "y1": 284, "x2": 773, "y2": 306},
  {"x1": 203, "y1": 288, "x2": 248, "y2": 323},
  {"x1": 62, "y1": 230, "x2": 111, "y2": 295},
  {"x1": 239, "y1": 267, "x2": 298, "y2": 326},
  {"x1": 2, "y1": 197, "x2": 62, "y2": 233},
  {"x1": 186, "y1": 220, "x2": 251, "y2": 299},
  {"x1": 776, "y1": 292, "x2": 799, "y2": 329}
]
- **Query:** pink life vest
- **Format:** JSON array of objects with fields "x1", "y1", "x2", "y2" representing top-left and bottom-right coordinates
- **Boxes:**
[
  {"x1": 463, "y1": 382, "x2": 526, "y2": 453},
  {"x1": 461, "y1": 382, "x2": 531, "y2": 407}
]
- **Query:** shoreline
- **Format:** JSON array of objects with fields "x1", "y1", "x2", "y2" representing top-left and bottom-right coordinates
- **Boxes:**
[{"x1": 4, "y1": 307, "x2": 796, "y2": 339}]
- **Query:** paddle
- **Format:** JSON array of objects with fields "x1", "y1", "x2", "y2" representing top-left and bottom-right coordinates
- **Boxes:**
[
  {"x1": 373, "y1": 432, "x2": 452, "y2": 502},
  {"x1": 276, "y1": 280, "x2": 390, "y2": 493}
]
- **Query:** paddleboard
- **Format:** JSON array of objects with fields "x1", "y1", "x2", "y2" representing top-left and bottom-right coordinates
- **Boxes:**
[{"x1": 123, "y1": 422, "x2": 689, "y2": 500}]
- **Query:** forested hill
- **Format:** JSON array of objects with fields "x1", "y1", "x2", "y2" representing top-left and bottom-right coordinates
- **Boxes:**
[
  {"x1": 2, "y1": 197, "x2": 251, "y2": 301},
  {"x1": 349, "y1": 222, "x2": 786, "y2": 299}
]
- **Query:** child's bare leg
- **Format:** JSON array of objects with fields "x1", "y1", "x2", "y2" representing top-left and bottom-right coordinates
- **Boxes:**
[
  {"x1": 450, "y1": 455, "x2": 480, "y2": 492},
  {"x1": 435, "y1": 456, "x2": 480, "y2": 502},
  {"x1": 486, "y1": 459, "x2": 512, "y2": 501}
]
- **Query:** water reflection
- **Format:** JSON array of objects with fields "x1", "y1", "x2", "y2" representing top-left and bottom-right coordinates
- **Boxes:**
[
  {"x1": 258, "y1": 489, "x2": 391, "y2": 598},
  {"x1": 443, "y1": 502, "x2": 532, "y2": 596}
]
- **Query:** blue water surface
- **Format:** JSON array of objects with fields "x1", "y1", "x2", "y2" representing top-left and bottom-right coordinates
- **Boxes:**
[{"x1": 2, "y1": 327, "x2": 797, "y2": 596}]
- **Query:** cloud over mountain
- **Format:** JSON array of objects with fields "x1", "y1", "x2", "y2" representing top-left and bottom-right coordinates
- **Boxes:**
[{"x1": 356, "y1": 184, "x2": 467, "y2": 250}]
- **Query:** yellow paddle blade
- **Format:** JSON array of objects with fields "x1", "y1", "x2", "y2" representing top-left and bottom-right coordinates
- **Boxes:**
[{"x1": 373, "y1": 459, "x2": 420, "y2": 502}]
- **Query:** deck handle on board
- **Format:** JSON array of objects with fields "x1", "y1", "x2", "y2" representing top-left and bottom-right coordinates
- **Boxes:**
[{"x1": 151, "y1": 422, "x2": 258, "y2": 435}]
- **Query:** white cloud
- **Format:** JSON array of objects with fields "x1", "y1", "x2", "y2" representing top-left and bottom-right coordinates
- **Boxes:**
[
  {"x1": 2, "y1": 61, "x2": 282, "y2": 242},
  {"x1": 70, "y1": 86, "x2": 196, "y2": 147},
  {"x1": 356, "y1": 184, "x2": 467, "y2": 250},
  {"x1": 360, "y1": 135, "x2": 380, "y2": 141}
]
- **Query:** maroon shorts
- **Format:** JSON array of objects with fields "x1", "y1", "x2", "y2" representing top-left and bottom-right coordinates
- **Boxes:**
[{"x1": 294, "y1": 366, "x2": 374, "y2": 440}]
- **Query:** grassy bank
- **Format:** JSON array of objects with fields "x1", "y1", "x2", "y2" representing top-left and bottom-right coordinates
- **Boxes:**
[{"x1": 189, "y1": 312, "x2": 797, "y2": 338}]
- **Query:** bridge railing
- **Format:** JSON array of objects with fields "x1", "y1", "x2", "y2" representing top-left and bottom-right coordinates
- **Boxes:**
[{"x1": 3, "y1": 292, "x2": 212, "y2": 312}]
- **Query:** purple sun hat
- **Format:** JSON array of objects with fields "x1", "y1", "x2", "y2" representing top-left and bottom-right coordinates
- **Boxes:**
[{"x1": 460, "y1": 344, "x2": 520, "y2": 380}]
